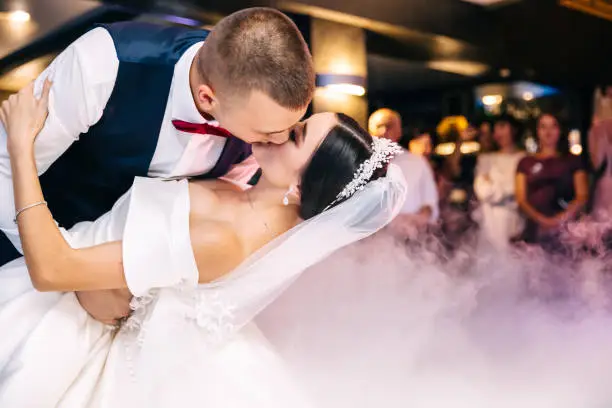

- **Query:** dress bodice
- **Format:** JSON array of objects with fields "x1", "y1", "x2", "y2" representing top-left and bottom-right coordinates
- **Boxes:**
[
  {"x1": 60, "y1": 189, "x2": 131, "y2": 248},
  {"x1": 60, "y1": 177, "x2": 197, "y2": 296},
  {"x1": 474, "y1": 151, "x2": 524, "y2": 205}
]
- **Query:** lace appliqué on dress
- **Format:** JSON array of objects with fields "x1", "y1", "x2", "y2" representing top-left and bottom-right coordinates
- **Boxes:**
[
  {"x1": 123, "y1": 288, "x2": 237, "y2": 346},
  {"x1": 120, "y1": 287, "x2": 237, "y2": 383},
  {"x1": 123, "y1": 289, "x2": 158, "y2": 346},
  {"x1": 184, "y1": 290, "x2": 236, "y2": 345}
]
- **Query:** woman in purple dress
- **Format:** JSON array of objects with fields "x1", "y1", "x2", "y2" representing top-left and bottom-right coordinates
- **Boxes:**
[{"x1": 514, "y1": 113, "x2": 589, "y2": 247}]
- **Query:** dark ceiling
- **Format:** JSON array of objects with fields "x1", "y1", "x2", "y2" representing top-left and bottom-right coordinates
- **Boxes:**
[{"x1": 110, "y1": 0, "x2": 612, "y2": 87}]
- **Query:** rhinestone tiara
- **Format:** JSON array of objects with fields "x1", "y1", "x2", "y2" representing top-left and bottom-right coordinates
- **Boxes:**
[{"x1": 326, "y1": 137, "x2": 403, "y2": 209}]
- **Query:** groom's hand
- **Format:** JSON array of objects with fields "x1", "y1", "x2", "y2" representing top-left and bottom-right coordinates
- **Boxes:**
[{"x1": 76, "y1": 289, "x2": 132, "y2": 326}]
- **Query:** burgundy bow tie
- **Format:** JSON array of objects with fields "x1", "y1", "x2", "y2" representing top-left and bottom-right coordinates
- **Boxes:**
[{"x1": 172, "y1": 119, "x2": 232, "y2": 138}]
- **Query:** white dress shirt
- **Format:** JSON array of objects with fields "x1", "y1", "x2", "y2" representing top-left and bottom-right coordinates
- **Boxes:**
[
  {"x1": 392, "y1": 150, "x2": 439, "y2": 221},
  {"x1": 0, "y1": 27, "x2": 256, "y2": 252}
]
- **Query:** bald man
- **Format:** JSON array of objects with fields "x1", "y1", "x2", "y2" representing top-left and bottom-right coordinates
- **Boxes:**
[{"x1": 369, "y1": 109, "x2": 439, "y2": 230}]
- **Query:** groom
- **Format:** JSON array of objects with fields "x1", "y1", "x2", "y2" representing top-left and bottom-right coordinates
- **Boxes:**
[{"x1": 0, "y1": 7, "x2": 314, "y2": 267}]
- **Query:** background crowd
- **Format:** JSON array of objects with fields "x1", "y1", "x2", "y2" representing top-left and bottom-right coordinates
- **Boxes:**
[{"x1": 369, "y1": 85, "x2": 612, "y2": 258}]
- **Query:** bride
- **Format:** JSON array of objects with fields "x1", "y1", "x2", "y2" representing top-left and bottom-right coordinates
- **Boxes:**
[{"x1": 0, "y1": 80, "x2": 406, "y2": 407}]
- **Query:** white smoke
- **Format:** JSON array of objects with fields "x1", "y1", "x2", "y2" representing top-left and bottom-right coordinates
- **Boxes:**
[{"x1": 258, "y1": 227, "x2": 612, "y2": 408}]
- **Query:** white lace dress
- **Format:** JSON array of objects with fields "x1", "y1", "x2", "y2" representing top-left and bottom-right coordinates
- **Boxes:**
[{"x1": 0, "y1": 178, "x2": 311, "y2": 408}]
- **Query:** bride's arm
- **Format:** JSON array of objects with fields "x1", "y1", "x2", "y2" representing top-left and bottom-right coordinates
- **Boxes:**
[
  {"x1": 1, "y1": 82, "x2": 243, "y2": 292},
  {"x1": 1, "y1": 81, "x2": 127, "y2": 292}
]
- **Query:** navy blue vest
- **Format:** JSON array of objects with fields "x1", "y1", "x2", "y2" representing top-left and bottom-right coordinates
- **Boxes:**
[{"x1": 0, "y1": 22, "x2": 252, "y2": 266}]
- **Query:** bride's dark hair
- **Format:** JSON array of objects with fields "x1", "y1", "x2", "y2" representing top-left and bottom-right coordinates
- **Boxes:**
[{"x1": 299, "y1": 113, "x2": 388, "y2": 220}]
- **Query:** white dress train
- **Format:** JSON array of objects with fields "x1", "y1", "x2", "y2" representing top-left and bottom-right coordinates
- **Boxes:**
[{"x1": 0, "y1": 178, "x2": 311, "y2": 407}]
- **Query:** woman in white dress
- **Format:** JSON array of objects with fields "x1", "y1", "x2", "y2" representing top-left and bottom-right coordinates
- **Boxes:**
[
  {"x1": 0, "y1": 81, "x2": 406, "y2": 407},
  {"x1": 473, "y1": 115, "x2": 525, "y2": 252}
]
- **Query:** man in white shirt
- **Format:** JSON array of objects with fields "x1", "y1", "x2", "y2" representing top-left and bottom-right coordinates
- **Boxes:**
[
  {"x1": 0, "y1": 8, "x2": 315, "y2": 267},
  {"x1": 368, "y1": 108, "x2": 439, "y2": 231}
]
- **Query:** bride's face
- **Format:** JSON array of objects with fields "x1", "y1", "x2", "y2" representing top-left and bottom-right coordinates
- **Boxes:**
[{"x1": 252, "y1": 112, "x2": 338, "y2": 188}]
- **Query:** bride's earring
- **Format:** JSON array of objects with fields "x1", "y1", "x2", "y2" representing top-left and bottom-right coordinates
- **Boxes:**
[
  {"x1": 283, "y1": 186, "x2": 296, "y2": 206},
  {"x1": 282, "y1": 188, "x2": 291, "y2": 206}
]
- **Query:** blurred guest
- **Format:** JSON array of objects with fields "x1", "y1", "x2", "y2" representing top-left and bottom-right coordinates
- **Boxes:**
[
  {"x1": 588, "y1": 119, "x2": 612, "y2": 220},
  {"x1": 437, "y1": 123, "x2": 478, "y2": 249},
  {"x1": 409, "y1": 130, "x2": 434, "y2": 158},
  {"x1": 515, "y1": 113, "x2": 588, "y2": 247},
  {"x1": 479, "y1": 120, "x2": 495, "y2": 153},
  {"x1": 443, "y1": 121, "x2": 478, "y2": 192},
  {"x1": 474, "y1": 115, "x2": 525, "y2": 251},
  {"x1": 593, "y1": 84, "x2": 612, "y2": 125},
  {"x1": 369, "y1": 109, "x2": 438, "y2": 233}
]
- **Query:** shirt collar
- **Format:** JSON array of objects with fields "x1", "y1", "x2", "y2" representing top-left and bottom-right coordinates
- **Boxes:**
[{"x1": 171, "y1": 41, "x2": 209, "y2": 125}]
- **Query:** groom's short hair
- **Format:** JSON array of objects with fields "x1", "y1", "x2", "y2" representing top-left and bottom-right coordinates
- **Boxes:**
[{"x1": 197, "y1": 8, "x2": 314, "y2": 110}]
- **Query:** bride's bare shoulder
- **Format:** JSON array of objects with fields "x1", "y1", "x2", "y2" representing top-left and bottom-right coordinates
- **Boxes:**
[
  {"x1": 187, "y1": 179, "x2": 240, "y2": 215},
  {"x1": 188, "y1": 179, "x2": 222, "y2": 204},
  {"x1": 189, "y1": 217, "x2": 246, "y2": 283},
  {"x1": 187, "y1": 179, "x2": 247, "y2": 283}
]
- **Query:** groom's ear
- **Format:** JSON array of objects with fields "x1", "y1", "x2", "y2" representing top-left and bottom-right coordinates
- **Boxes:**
[{"x1": 195, "y1": 84, "x2": 217, "y2": 113}]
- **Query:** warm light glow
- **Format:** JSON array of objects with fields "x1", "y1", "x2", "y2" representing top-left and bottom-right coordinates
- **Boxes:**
[
  {"x1": 499, "y1": 68, "x2": 511, "y2": 78},
  {"x1": 570, "y1": 144, "x2": 583, "y2": 156},
  {"x1": 328, "y1": 61, "x2": 354, "y2": 76},
  {"x1": 435, "y1": 142, "x2": 456, "y2": 156},
  {"x1": 427, "y1": 60, "x2": 489, "y2": 77},
  {"x1": 314, "y1": 87, "x2": 350, "y2": 101},
  {"x1": 523, "y1": 91, "x2": 534, "y2": 101},
  {"x1": 460, "y1": 141, "x2": 481, "y2": 154},
  {"x1": 434, "y1": 141, "x2": 481, "y2": 156},
  {"x1": 0, "y1": 56, "x2": 52, "y2": 92},
  {"x1": 569, "y1": 129, "x2": 581, "y2": 145},
  {"x1": 436, "y1": 116, "x2": 469, "y2": 138},
  {"x1": 482, "y1": 94, "x2": 503, "y2": 106},
  {"x1": 323, "y1": 83, "x2": 366, "y2": 96},
  {"x1": 8, "y1": 10, "x2": 30, "y2": 22}
]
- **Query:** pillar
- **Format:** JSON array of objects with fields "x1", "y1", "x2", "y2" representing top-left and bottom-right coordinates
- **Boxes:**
[{"x1": 310, "y1": 18, "x2": 368, "y2": 127}]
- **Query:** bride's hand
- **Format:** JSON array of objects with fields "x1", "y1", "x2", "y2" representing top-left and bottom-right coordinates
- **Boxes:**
[
  {"x1": 76, "y1": 289, "x2": 133, "y2": 326},
  {"x1": 0, "y1": 79, "x2": 52, "y2": 157}
]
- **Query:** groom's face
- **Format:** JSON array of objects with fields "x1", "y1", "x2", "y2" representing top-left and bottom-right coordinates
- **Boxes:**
[{"x1": 214, "y1": 90, "x2": 307, "y2": 145}]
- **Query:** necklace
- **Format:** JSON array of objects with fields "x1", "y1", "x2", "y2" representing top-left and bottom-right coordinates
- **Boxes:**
[{"x1": 246, "y1": 190, "x2": 271, "y2": 233}]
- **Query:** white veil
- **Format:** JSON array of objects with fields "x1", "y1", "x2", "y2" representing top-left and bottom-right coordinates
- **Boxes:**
[
  {"x1": 208, "y1": 162, "x2": 407, "y2": 333},
  {"x1": 117, "y1": 163, "x2": 407, "y2": 405}
]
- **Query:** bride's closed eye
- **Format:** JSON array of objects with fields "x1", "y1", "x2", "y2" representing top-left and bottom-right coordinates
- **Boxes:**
[
  {"x1": 289, "y1": 128, "x2": 298, "y2": 143},
  {"x1": 289, "y1": 122, "x2": 307, "y2": 145}
]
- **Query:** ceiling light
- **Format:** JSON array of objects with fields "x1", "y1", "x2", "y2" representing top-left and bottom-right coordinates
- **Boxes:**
[
  {"x1": 482, "y1": 95, "x2": 503, "y2": 106},
  {"x1": 8, "y1": 10, "x2": 30, "y2": 22},
  {"x1": 570, "y1": 144, "x2": 583, "y2": 156},
  {"x1": 324, "y1": 84, "x2": 365, "y2": 96},
  {"x1": 316, "y1": 73, "x2": 366, "y2": 96},
  {"x1": 499, "y1": 68, "x2": 511, "y2": 78},
  {"x1": 522, "y1": 91, "x2": 534, "y2": 101},
  {"x1": 427, "y1": 60, "x2": 489, "y2": 77}
]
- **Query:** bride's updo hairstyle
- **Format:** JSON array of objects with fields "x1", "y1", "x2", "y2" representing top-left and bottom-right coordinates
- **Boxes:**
[{"x1": 299, "y1": 113, "x2": 388, "y2": 220}]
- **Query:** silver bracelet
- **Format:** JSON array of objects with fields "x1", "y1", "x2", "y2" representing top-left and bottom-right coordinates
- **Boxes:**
[{"x1": 14, "y1": 200, "x2": 48, "y2": 223}]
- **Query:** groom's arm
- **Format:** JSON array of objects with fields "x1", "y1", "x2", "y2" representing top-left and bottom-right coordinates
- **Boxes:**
[{"x1": 0, "y1": 27, "x2": 118, "y2": 251}]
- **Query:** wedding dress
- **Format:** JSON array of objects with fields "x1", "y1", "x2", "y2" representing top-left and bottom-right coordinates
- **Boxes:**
[
  {"x1": 0, "y1": 165, "x2": 407, "y2": 407},
  {"x1": 473, "y1": 151, "x2": 525, "y2": 251}
]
